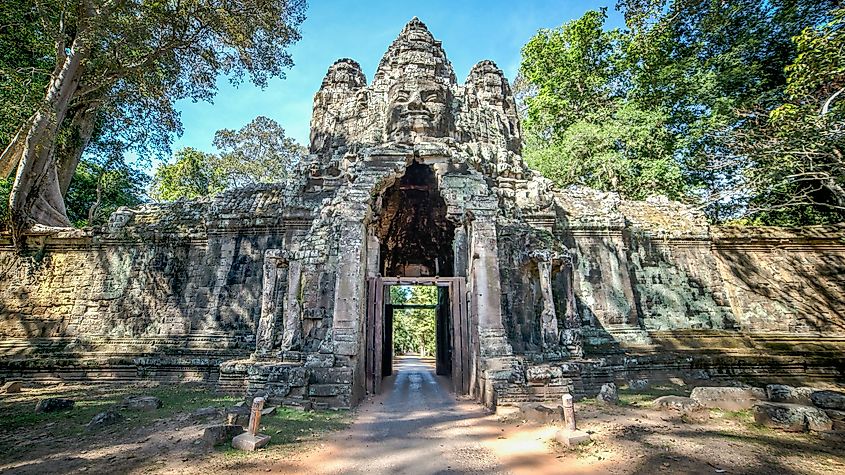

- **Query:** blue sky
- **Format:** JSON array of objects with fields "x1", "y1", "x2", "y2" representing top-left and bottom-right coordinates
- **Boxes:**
[{"x1": 171, "y1": 1, "x2": 624, "y2": 154}]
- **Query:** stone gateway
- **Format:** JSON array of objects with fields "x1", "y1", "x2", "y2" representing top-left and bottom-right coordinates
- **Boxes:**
[{"x1": 1, "y1": 19, "x2": 844, "y2": 409}]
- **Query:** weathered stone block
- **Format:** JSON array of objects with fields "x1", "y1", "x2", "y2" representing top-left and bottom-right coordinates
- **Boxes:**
[
  {"x1": 653, "y1": 396, "x2": 703, "y2": 412},
  {"x1": 2, "y1": 381, "x2": 21, "y2": 393},
  {"x1": 232, "y1": 432, "x2": 270, "y2": 451},
  {"x1": 691, "y1": 386, "x2": 765, "y2": 411},
  {"x1": 597, "y1": 383, "x2": 618, "y2": 405},
  {"x1": 119, "y1": 395, "x2": 163, "y2": 411},
  {"x1": 765, "y1": 385, "x2": 814, "y2": 406},
  {"x1": 810, "y1": 390, "x2": 845, "y2": 410},
  {"x1": 308, "y1": 384, "x2": 351, "y2": 397},
  {"x1": 35, "y1": 398, "x2": 75, "y2": 413},
  {"x1": 86, "y1": 410, "x2": 124, "y2": 431},
  {"x1": 753, "y1": 402, "x2": 832, "y2": 432},
  {"x1": 203, "y1": 425, "x2": 245, "y2": 446},
  {"x1": 309, "y1": 368, "x2": 353, "y2": 385}
]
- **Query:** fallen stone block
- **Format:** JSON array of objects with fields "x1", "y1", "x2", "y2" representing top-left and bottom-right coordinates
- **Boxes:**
[
  {"x1": 35, "y1": 398, "x2": 75, "y2": 413},
  {"x1": 2, "y1": 381, "x2": 21, "y2": 394},
  {"x1": 653, "y1": 395, "x2": 703, "y2": 412},
  {"x1": 232, "y1": 432, "x2": 271, "y2": 451},
  {"x1": 202, "y1": 424, "x2": 244, "y2": 446},
  {"x1": 555, "y1": 429, "x2": 591, "y2": 447},
  {"x1": 823, "y1": 409, "x2": 845, "y2": 432},
  {"x1": 690, "y1": 386, "x2": 765, "y2": 411},
  {"x1": 628, "y1": 379, "x2": 649, "y2": 391},
  {"x1": 765, "y1": 384, "x2": 814, "y2": 406},
  {"x1": 518, "y1": 403, "x2": 563, "y2": 424},
  {"x1": 226, "y1": 406, "x2": 251, "y2": 426},
  {"x1": 597, "y1": 383, "x2": 618, "y2": 405},
  {"x1": 810, "y1": 390, "x2": 845, "y2": 410},
  {"x1": 86, "y1": 410, "x2": 125, "y2": 431},
  {"x1": 119, "y1": 396, "x2": 163, "y2": 411},
  {"x1": 753, "y1": 402, "x2": 832, "y2": 432},
  {"x1": 190, "y1": 406, "x2": 222, "y2": 419},
  {"x1": 261, "y1": 406, "x2": 277, "y2": 417}
]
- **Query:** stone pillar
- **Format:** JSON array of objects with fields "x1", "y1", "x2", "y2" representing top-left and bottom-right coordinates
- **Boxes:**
[
  {"x1": 281, "y1": 259, "x2": 303, "y2": 351},
  {"x1": 256, "y1": 250, "x2": 287, "y2": 356},
  {"x1": 533, "y1": 251, "x2": 560, "y2": 351},
  {"x1": 332, "y1": 220, "x2": 367, "y2": 357},
  {"x1": 453, "y1": 225, "x2": 468, "y2": 277},
  {"x1": 366, "y1": 231, "x2": 380, "y2": 278},
  {"x1": 470, "y1": 218, "x2": 510, "y2": 357}
]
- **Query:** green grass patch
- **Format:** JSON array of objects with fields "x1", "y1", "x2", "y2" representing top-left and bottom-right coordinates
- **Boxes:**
[
  {"x1": 617, "y1": 385, "x2": 688, "y2": 406},
  {"x1": 0, "y1": 385, "x2": 239, "y2": 440},
  {"x1": 216, "y1": 407, "x2": 351, "y2": 458}
]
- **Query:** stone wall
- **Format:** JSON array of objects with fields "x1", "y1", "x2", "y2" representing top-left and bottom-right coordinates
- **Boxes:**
[{"x1": 0, "y1": 185, "x2": 309, "y2": 386}]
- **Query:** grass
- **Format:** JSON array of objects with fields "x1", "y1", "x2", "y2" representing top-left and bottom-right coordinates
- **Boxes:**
[
  {"x1": 217, "y1": 407, "x2": 351, "y2": 458},
  {"x1": 617, "y1": 384, "x2": 689, "y2": 407},
  {"x1": 0, "y1": 383, "x2": 353, "y2": 468},
  {"x1": 0, "y1": 385, "x2": 238, "y2": 440}
]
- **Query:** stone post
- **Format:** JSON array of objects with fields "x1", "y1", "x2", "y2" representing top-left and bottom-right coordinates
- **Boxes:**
[
  {"x1": 555, "y1": 393, "x2": 590, "y2": 446},
  {"x1": 562, "y1": 393, "x2": 576, "y2": 431},
  {"x1": 470, "y1": 219, "x2": 511, "y2": 357},
  {"x1": 247, "y1": 397, "x2": 265, "y2": 435},
  {"x1": 232, "y1": 397, "x2": 271, "y2": 451}
]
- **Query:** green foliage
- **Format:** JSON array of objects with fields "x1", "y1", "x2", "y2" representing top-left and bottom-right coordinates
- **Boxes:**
[
  {"x1": 65, "y1": 158, "x2": 149, "y2": 227},
  {"x1": 1, "y1": 0, "x2": 307, "y2": 228},
  {"x1": 212, "y1": 116, "x2": 305, "y2": 187},
  {"x1": 519, "y1": 1, "x2": 842, "y2": 224},
  {"x1": 0, "y1": 1, "x2": 53, "y2": 147},
  {"x1": 0, "y1": 177, "x2": 11, "y2": 231},
  {"x1": 391, "y1": 286, "x2": 438, "y2": 357},
  {"x1": 150, "y1": 116, "x2": 306, "y2": 201},
  {"x1": 150, "y1": 148, "x2": 225, "y2": 202},
  {"x1": 519, "y1": 9, "x2": 684, "y2": 200}
]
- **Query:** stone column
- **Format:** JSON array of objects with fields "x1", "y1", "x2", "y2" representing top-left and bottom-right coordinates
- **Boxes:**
[
  {"x1": 453, "y1": 225, "x2": 468, "y2": 277},
  {"x1": 256, "y1": 249, "x2": 287, "y2": 356},
  {"x1": 532, "y1": 250, "x2": 560, "y2": 351},
  {"x1": 470, "y1": 218, "x2": 510, "y2": 357},
  {"x1": 332, "y1": 219, "x2": 367, "y2": 357},
  {"x1": 281, "y1": 259, "x2": 303, "y2": 351}
]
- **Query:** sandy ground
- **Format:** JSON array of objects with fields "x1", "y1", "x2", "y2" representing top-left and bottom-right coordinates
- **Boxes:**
[{"x1": 2, "y1": 357, "x2": 844, "y2": 474}]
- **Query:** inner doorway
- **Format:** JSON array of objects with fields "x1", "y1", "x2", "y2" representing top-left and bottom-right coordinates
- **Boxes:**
[
  {"x1": 384, "y1": 285, "x2": 450, "y2": 378},
  {"x1": 365, "y1": 277, "x2": 472, "y2": 396}
]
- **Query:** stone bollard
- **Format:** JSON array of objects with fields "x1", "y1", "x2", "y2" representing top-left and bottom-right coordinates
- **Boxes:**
[
  {"x1": 232, "y1": 397, "x2": 271, "y2": 451},
  {"x1": 562, "y1": 393, "x2": 577, "y2": 431},
  {"x1": 555, "y1": 393, "x2": 591, "y2": 447}
]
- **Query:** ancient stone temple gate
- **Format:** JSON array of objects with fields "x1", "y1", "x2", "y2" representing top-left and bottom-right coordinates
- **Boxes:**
[{"x1": 1, "y1": 18, "x2": 844, "y2": 409}]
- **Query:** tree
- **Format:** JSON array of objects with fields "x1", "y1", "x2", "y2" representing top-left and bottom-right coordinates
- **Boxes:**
[
  {"x1": 150, "y1": 148, "x2": 224, "y2": 202},
  {"x1": 518, "y1": 9, "x2": 684, "y2": 200},
  {"x1": 64, "y1": 156, "x2": 149, "y2": 227},
  {"x1": 391, "y1": 286, "x2": 437, "y2": 357},
  {"x1": 735, "y1": 8, "x2": 845, "y2": 225},
  {"x1": 0, "y1": 0, "x2": 306, "y2": 235},
  {"x1": 617, "y1": 0, "x2": 840, "y2": 222},
  {"x1": 520, "y1": 1, "x2": 841, "y2": 223},
  {"x1": 212, "y1": 116, "x2": 305, "y2": 188}
]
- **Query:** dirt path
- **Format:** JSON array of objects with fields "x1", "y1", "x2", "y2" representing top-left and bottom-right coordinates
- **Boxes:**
[{"x1": 266, "y1": 356, "x2": 561, "y2": 475}]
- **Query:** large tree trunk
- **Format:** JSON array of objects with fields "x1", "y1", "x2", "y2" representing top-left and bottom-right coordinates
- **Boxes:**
[
  {"x1": 8, "y1": 25, "x2": 90, "y2": 231},
  {"x1": 57, "y1": 103, "x2": 98, "y2": 196}
]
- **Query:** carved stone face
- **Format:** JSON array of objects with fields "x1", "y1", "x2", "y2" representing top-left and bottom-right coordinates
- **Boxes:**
[
  {"x1": 476, "y1": 71, "x2": 505, "y2": 108},
  {"x1": 385, "y1": 77, "x2": 451, "y2": 142}
]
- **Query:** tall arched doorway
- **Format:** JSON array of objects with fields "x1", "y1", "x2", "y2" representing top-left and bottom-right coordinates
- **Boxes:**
[{"x1": 364, "y1": 162, "x2": 472, "y2": 395}]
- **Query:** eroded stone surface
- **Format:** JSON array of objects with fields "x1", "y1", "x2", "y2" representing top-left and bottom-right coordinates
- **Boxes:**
[
  {"x1": 691, "y1": 387, "x2": 766, "y2": 411},
  {"x1": 753, "y1": 402, "x2": 832, "y2": 433}
]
